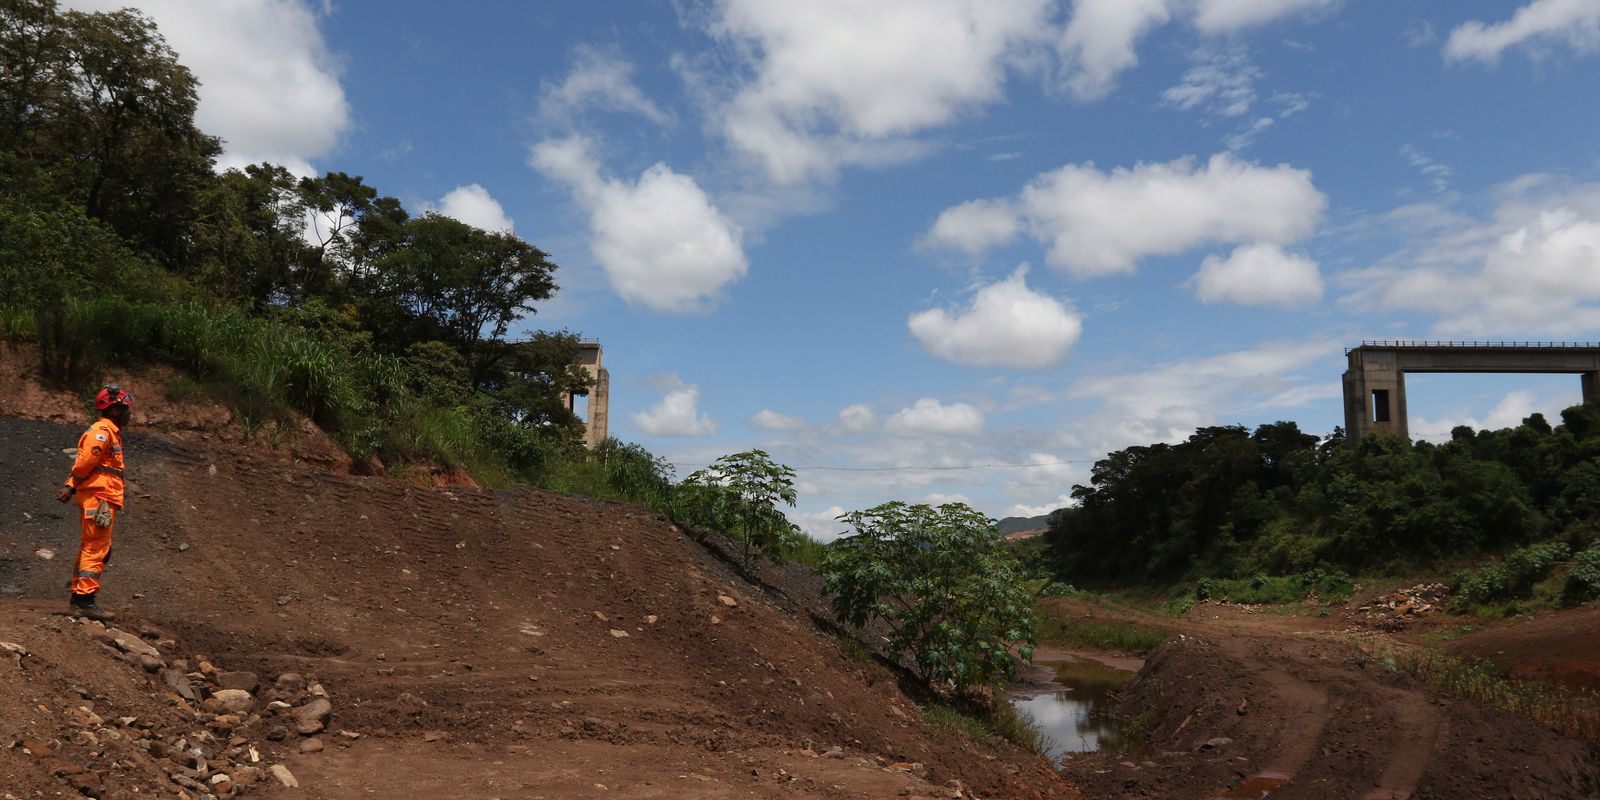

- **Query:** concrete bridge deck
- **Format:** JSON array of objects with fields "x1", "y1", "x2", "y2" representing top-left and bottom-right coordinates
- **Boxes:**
[{"x1": 1343, "y1": 341, "x2": 1600, "y2": 441}]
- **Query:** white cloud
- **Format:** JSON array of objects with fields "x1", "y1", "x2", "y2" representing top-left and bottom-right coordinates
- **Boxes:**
[
  {"x1": 1161, "y1": 45, "x2": 1260, "y2": 117},
  {"x1": 790, "y1": 505, "x2": 850, "y2": 542},
  {"x1": 530, "y1": 136, "x2": 748, "y2": 313},
  {"x1": 1056, "y1": 0, "x2": 1172, "y2": 101},
  {"x1": 750, "y1": 409, "x2": 808, "y2": 430},
  {"x1": 885, "y1": 398, "x2": 985, "y2": 436},
  {"x1": 921, "y1": 199, "x2": 1022, "y2": 256},
  {"x1": 540, "y1": 46, "x2": 674, "y2": 126},
  {"x1": 922, "y1": 492, "x2": 974, "y2": 506},
  {"x1": 1190, "y1": 243, "x2": 1323, "y2": 307},
  {"x1": 1400, "y1": 144, "x2": 1454, "y2": 193},
  {"x1": 1056, "y1": 0, "x2": 1337, "y2": 100},
  {"x1": 1068, "y1": 338, "x2": 1335, "y2": 450},
  {"x1": 708, "y1": 0, "x2": 1053, "y2": 183},
  {"x1": 65, "y1": 0, "x2": 350, "y2": 175},
  {"x1": 433, "y1": 184, "x2": 514, "y2": 232},
  {"x1": 1005, "y1": 495, "x2": 1073, "y2": 518},
  {"x1": 1344, "y1": 178, "x2": 1600, "y2": 336},
  {"x1": 1411, "y1": 389, "x2": 1579, "y2": 439},
  {"x1": 928, "y1": 154, "x2": 1325, "y2": 276},
  {"x1": 908, "y1": 266, "x2": 1083, "y2": 367},
  {"x1": 837, "y1": 404, "x2": 877, "y2": 432},
  {"x1": 1445, "y1": 0, "x2": 1600, "y2": 65},
  {"x1": 632, "y1": 376, "x2": 719, "y2": 437},
  {"x1": 1191, "y1": 0, "x2": 1341, "y2": 34}
]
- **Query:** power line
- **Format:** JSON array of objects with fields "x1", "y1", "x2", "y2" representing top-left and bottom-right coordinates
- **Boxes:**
[{"x1": 669, "y1": 458, "x2": 1095, "y2": 472}]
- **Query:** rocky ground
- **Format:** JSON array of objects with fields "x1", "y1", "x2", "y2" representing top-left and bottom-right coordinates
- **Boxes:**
[{"x1": 0, "y1": 415, "x2": 1072, "y2": 799}]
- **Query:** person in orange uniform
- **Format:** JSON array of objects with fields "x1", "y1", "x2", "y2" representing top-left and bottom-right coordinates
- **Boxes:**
[{"x1": 55, "y1": 384, "x2": 132, "y2": 621}]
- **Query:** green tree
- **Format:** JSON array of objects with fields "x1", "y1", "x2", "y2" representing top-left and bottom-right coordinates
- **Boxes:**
[
  {"x1": 822, "y1": 502, "x2": 1036, "y2": 691},
  {"x1": 376, "y1": 213, "x2": 558, "y2": 382},
  {"x1": 680, "y1": 450, "x2": 800, "y2": 570}
]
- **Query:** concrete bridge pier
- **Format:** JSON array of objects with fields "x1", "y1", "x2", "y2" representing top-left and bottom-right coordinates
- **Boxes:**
[
  {"x1": 1343, "y1": 350, "x2": 1408, "y2": 440},
  {"x1": 1343, "y1": 342, "x2": 1600, "y2": 443}
]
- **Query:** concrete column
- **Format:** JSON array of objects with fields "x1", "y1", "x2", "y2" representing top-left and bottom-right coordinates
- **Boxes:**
[
  {"x1": 586, "y1": 367, "x2": 610, "y2": 448},
  {"x1": 1343, "y1": 350, "x2": 1408, "y2": 441},
  {"x1": 1584, "y1": 372, "x2": 1600, "y2": 406}
]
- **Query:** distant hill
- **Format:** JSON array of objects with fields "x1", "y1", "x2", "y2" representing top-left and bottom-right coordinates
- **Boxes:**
[{"x1": 997, "y1": 512, "x2": 1055, "y2": 537}]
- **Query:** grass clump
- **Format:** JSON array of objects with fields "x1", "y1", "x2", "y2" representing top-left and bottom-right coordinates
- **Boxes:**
[
  {"x1": 1194, "y1": 568, "x2": 1354, "y2": 605},
  {"x1": 1388, "y1": 649, "x2": 1600, "y2": 742},
  {"x1": 1037, "y1": 617, "x2": 1170, "y2": 655},
  {"x1": 921, "y1": 698, "x2": 1056, "y2": 758}
]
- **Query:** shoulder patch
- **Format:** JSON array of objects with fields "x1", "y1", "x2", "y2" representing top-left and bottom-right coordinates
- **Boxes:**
[{"x1": 94, "y1": 433, "x2": 108, "y2": 442}]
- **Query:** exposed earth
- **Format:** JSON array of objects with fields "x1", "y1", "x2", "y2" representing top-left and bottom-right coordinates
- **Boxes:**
[{"x1": 1, "y1": 363, "x2": 1599, "y2": 798}]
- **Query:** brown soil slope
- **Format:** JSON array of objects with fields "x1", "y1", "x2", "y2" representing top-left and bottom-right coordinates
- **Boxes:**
[{"x1": 0, "y1": 417, "x2": 1073, "y2": 799}]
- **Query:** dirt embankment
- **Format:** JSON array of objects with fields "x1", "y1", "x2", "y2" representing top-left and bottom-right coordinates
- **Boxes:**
[
  {"x1": 0, "y1": 416, "x2": 1074, "y2": 799},
  {"x1": 1048, "y1": 599, "x2": 1600, "y2": 800}
]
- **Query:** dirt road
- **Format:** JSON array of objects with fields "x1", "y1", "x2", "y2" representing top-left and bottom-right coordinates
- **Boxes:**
[
  {"x1": 1047, "y1": 600, "x2": 1600, "y2": 799},
  {"x1": 0, "y1": 416, "x2": 1072, "y2": 799}
]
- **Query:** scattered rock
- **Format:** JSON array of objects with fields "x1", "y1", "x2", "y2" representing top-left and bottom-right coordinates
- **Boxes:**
[
  {"x1": 711, "y1": 615, "x2": 722, "y2": 625},
  {"x1": 275, "y1": 672, "x2": 307, "y2": 694},
  {"x1": 299, "y1": 738, "x2": 324, "y2": 754},
  {"x1": 163, "y1": 670, "x2": 197, "y2": 702},
  {"x1": 137, "y1": 654, "x2": 163, "y2": 673},
  {"x1": 269, "y1": 764, "x2": 298, "y2": 788},
  {"x1": 209, "y1": 773, "x2": 235, "y2": 795},
  {"x1": 292, "y1": 697, "x2": 331, "y2": 735},
  {"x1": 608, "y1": 629, "x2": 629, "y2": 638},
  {"x1": 102, "y1": 628, "x2": 159, "y2": 658},
  {"x1": 423, "y1": 730, "x2": 447, "y2": 742},
  {"x1": 178, "y1": 543, "x2": 190, "y2": 552},
  {"x1": 1200, "y1": 737, "x2": 1233, "y2": 752},
  {"x1": 717, "y1": 594, "x2": 738, "y2": 608},
  {"x1": 212, "y1": 689, "x2": 254, "y2": 714},
  {"x1": 265, "y1": 725, "x2": 288, "y2": 742}
]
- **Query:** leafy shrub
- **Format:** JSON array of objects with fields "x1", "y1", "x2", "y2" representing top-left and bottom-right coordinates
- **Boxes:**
[
  {"x1": 1194, "y1": 568, "x2": 1353, "y2": 605},
  {"x1": 1039, "y1": 581, "x2": 1083, "y2": 598},
  {"x1": 677, "y1": 450, "x2": 801, "y2": 571},
  {"x1": 822, "y1": 502, "x2": 1036, "y2": 691},
  {"x1": 1563, "y1": 542, "x2": 1600, "y2": 606},
  {"x1": 1452, "y1": 541, "x2": 1571, "y2": 606}
]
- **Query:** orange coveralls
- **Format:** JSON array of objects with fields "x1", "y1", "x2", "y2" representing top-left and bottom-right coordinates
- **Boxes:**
[{"x1": 63, "y1": 418, "x2": 125, "y2": 596}]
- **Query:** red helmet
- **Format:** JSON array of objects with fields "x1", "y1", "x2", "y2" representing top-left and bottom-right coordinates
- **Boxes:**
[{"x1": 95, "y1": 384, "x2": 133, "y2": 411}]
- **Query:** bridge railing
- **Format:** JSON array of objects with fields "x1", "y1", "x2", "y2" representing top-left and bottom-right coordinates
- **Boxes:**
[{"x1": 1348, "y1": 340, "x2": 1600, "y2": 354}]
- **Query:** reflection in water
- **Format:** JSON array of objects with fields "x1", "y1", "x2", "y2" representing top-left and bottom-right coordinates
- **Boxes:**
[{"x1": 1011, "y1": 658, "x2": 1136, "y2": 761}]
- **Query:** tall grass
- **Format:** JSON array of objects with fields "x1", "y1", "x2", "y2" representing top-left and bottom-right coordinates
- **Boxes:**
[
  {"x1": 1388, "y1": 649, "x2": 1600, "y2": 742},
  {"x1": 1036, "y1": 617, "x2": 1170, "y2": 655}
]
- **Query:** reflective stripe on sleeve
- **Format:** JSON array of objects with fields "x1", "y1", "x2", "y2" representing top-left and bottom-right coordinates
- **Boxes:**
[{"x1": 92, "y1": 466, "x2": 124, "y2": 477}]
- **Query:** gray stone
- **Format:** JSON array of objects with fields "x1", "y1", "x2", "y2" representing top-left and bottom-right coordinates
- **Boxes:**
[
  {"x1": 269, "y1": 764, "x2": 298, "y2": 788},
  {"x1": 103, "y1": 628, "x2": 159, "y2": 658},
  {"x1": 211, "y1": 689, "x2": 254, "y2": 714},
  {"x1": 292, "y1": 697, "x2": 331, "y2": 735},
  {"x1": 162, "y1": 670, "x2": 196, "y2": 702}
]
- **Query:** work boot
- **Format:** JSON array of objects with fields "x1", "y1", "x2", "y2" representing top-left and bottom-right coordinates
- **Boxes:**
[{"x1": 68, "y1": 593, "x2": 115, "y2": 622}]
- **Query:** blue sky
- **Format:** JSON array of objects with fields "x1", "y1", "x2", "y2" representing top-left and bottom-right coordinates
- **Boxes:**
[{"x1": 71, "y1": 0, "x2": 1600, "y2": 536}]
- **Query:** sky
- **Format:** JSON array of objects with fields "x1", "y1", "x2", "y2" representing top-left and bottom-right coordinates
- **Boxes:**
[{"x1": 66, "y1": 0, "x2": 1600, "y2": 538}]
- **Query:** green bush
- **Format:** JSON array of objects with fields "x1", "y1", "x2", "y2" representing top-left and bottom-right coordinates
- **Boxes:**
[
  {"x1": 1452, "y1": 541, "x2": 1571, "y2": 606},
  {"x1": 1563, "y1": 542, "x2": 1600, "y2": 606},
  {"x1": 822, "y1": 502, "x2": 1036, "y2": 691},
  {"x1": 1195, "y1": 568, "x2": 1353, "y2": 605}
]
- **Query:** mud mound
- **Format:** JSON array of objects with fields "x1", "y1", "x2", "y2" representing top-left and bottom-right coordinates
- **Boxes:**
[
  {"x1": 1064, "y1": 635, "x2": 1599, "y2": 799},
  {"x1": 0, "y1": 417, "x2": 1074, "y2": 799}
]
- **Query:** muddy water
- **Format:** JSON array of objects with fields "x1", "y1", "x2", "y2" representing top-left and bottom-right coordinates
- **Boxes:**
[{"x1": 1011, "y1": 656, "x2": 1138, "y2": 760}]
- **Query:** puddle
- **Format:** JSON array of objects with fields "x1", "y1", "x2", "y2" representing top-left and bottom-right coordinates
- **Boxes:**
[{"x1": 1011, "y1": 657, "x2": 1138, "y2": 760}]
